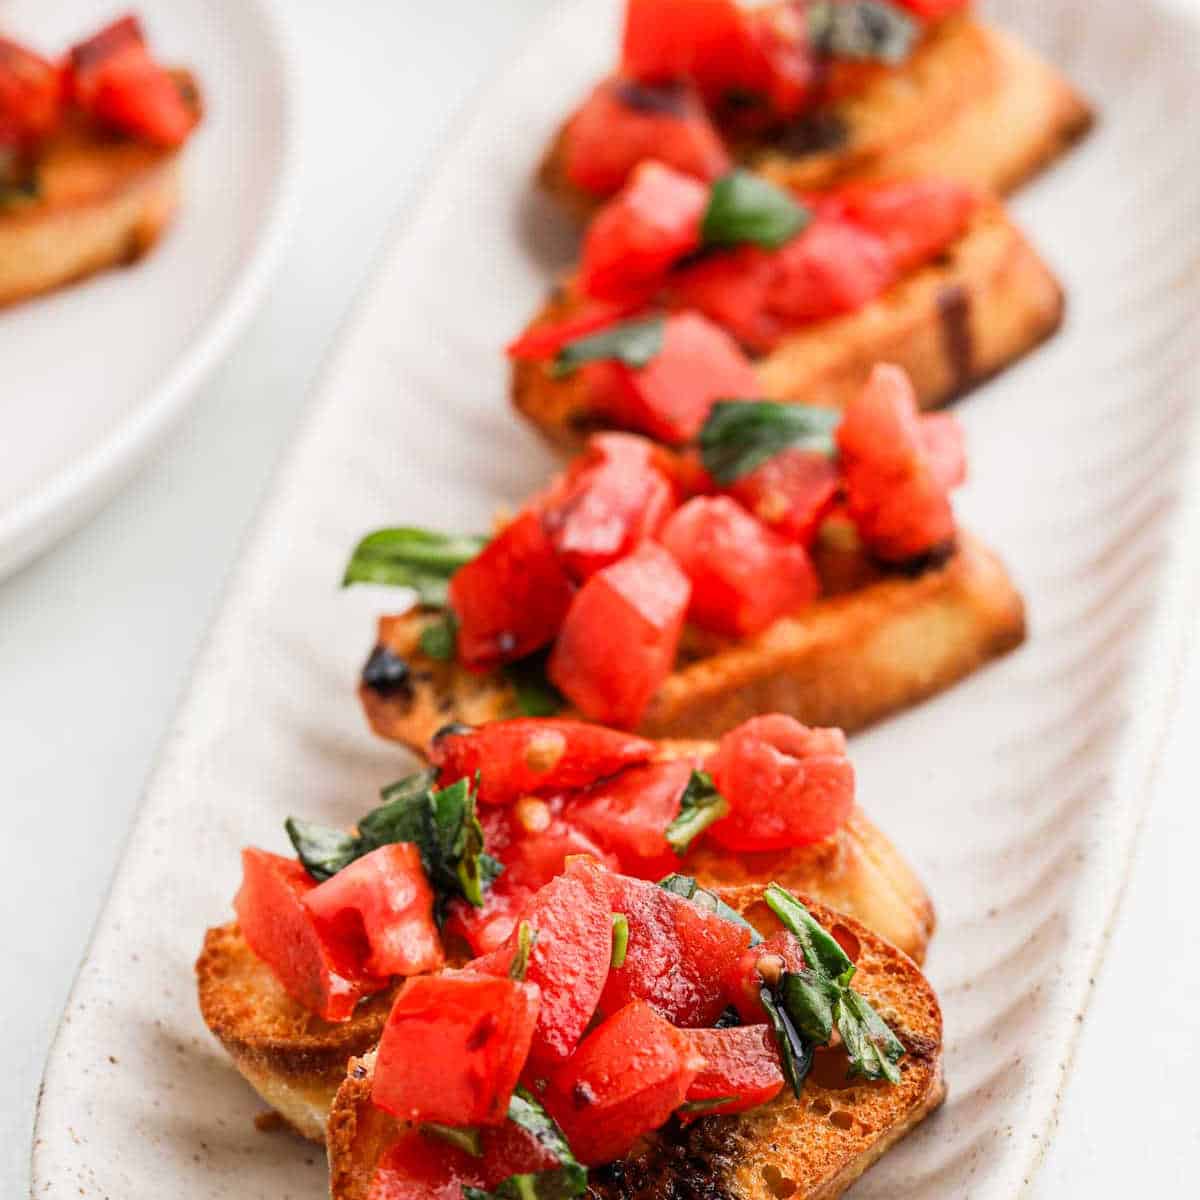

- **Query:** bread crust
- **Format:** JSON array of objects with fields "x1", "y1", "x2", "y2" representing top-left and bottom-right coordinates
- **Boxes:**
[
  {"x1": 326, "y1": 893, "x2": 946, "y2": 1200},
  {"x1": 360, "y1": 530, "x2": 1024, "y2": 746},
  {"x1": 539, "y1": 17, "x2": 1092, "y2": 217},
  {"x1": 0, "y1": 71, "x2": 200, "y2": 308},
  {"x1": 511, "y1": 200, "x2": 1063, "y2": 448}
]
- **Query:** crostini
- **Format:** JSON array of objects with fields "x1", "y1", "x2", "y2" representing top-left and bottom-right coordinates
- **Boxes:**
[
  {"x1": 509, "y1": 165, "x2": 1063, "y2": 446},
  {"x1": 0, "y1": 16, "x2": 201, "y2": 308},
  {"x1": 326, "y1": 877, "x2": 945, "y2": 1200},
  {"x1": 354, "y1": 365, "x2": 1024, "y2": 748},
  {"x1": 541, "y1": 0, "x2": 1091, "y2": 216},
  {"x1": 197, "y1": 715, "x2": 934, "y2": 1141}
]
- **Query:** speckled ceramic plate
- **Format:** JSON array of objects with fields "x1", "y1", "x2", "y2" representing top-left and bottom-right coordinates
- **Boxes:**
[{"x1": 29, "y1": 0, "x2": 1200, "y2": 1195}]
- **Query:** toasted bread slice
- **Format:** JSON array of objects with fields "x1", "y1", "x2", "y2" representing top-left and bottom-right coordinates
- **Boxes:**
[
  {"x1": 327, "y1": 893, "x2": 946, "y2": 1200},
  {"x1": 0, "y1": 72, "x2": 199, "y2": 308},
  {"x1": 512, "y1": 199, "x2": 1063, "y2": 449},
  {"x1": 540, "y1": 17, "x2": 1092, "y2": 218},
  {"x1": 361, "y1": 530, "x2": 1024, "y2": 747}
]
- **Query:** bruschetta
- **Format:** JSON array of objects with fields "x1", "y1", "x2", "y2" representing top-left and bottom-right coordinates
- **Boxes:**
[
  {"x1": 197, "y1": 716, "x2": 934, "y2": 1141},
  {"x1": 0, "y1": 16, "x2": 201, "y2": 308},
  {"x1": 509, "y1": 166, "x2": 1062, "y2": 446},
  {"x1": 354, "y1": 365, "x2": 1024, "y2": 748},
  {"x1": 541, "y1": 0, "x2": 1091, "y2": 217}
]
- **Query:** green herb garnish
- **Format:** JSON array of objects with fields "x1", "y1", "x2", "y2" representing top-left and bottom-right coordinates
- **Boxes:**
[
  {"x1": 552, "y1": 316, "x2": 666, "y2": 378},
  {"x1": 611, "y1": 913, "x2": 629, "y2": 968},
  {"x1": 658, "y1": 874, "x2": 763, "y2": 945},
  {"x1": 664, "y1": 771, "x2": 730, "y2": 855},
  {"x1": 702, "y1": 169, "x2": 811, "y2": 250},
  {"x1": 342, "y1": 527, "x2": 487, "y2": 604},
  {"x1": 424, "y1": 1124, "x2": 483, "y2": 1157},
  {"x1": 808, "y1": 1, "x2": 918, "y2": 65},
  {"x1": 420, "y1": 611, "x2": 459, "y2": 660},
  {"x1": 698, "y1": 400, "x2": 839, "y2": 484},
  {"x1": 677, "y1": 1096, "x2": 736, "y2": 1118},
  {"x1": 760, "y1": 985, "x2": 815, "y2": 1097},
  {"x1": 509, "y1": 921, "x2": 537, "y2": 981},
  {"x1": 504, "y1": 650, "x2": 565, "y2": 717}
]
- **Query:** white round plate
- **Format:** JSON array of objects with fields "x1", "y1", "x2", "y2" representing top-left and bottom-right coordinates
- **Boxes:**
[{"x1": 0, "y1": 0, "x2": 296, "y2": 579}]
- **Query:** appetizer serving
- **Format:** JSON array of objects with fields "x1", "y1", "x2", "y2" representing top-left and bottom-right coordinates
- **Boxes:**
[
  {"x1": 510, "y1": 164, "x2": 1063, "y2": 444},
  {"x1": 197, "y1": 714, "x2": 934, "y2": 1142},
  {"x1": 354, "y1": 365, "x2": 1024, "y2": 747},
  {"x1": 0, "y1": 15, "x2": 201, "y2": 308},
  {"x1": 542, "y1": 0, "x2": 1091, "y2": 215}
]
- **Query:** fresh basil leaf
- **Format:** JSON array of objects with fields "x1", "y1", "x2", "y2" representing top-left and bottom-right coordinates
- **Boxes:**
[
  {"x1": 343, "y1": 527, "x2": 487, "y2": 604},
  {"x1": 698, "y1": 400, "x2": 840, "y2": 484},
  {"x1": 702, "y1": 169, "x2": 811, "y2": 250},
  {"x1": 764, "y1": 883, "x2": 856, "y2": 985},
  {"x1": 677, "y1": 1096, "x2": 737, "y2": 1118},
  {"x1": 658, "y1": 874, "x2": 763, "y2": 945},
  {"x1": 760, "y1": 985, "x2": 815, "y2": 1098},
  {"x1": 424, "y1": 1124, "x2": 483, "y2": 1157},
  {"x1": 836, "y1": 989, "x2": 905, "y2": 1083},
  {"x1": 779, "y1": 970, "x2": 839, "y2": 1046},
  {"x1": 664, "y1": 771, "x2": 730, "y2": 855},
  {"x1": 504, "y1": 651, "x2": 565, "y2": 717},
  {"x1": 508, "y1": 921, "x2": 537, "y2": 981},
  {"x1": 552, "y1": 316, "x2": 666, "y2": 379},
  {"x1": 809, "y1": 0, "x2": 918, "y2": 65},
  {"x1": 420, "y1": 611, "x2": 458, "y2": 660},
  {"x1": 283, "y1": 819, "x2": 360, "y2": 882},
  {"x1": 611, "y1": 913, "x2": 629, "y2": 968}
]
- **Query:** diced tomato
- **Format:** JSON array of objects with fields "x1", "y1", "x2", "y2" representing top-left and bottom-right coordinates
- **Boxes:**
[
  {"x1": 373, "y1": 973, "x2": 540, "y2": 1126},
  {"x1": 722, "y1": 929, "x2": 807, "y2": 1023},
  {"x1": 432, "y1": 718, "x2": 656, "y2": 804},
  {"x1": 448, "y1": 512, "x2": 575, "y2": 669},
  {"x1": 545, "y1": 1000, "x2": 705, "y2": 1166},
  {"x1": 835, "y1": 179, "x2": 976, "y2": 274},
  {"x1": 0, "y1": 37, "x2": 63, "y2": 150},
  {"x1": 563, "y1": 76, "x2": 730, "y2": 198},
  {"x1": 836, "y1": 364, "x2": 957, "y2": 561},
  {"x1": 568, "y1": 757, "x2": 699, "y2": 878},
  {"x1": 471, "y1": 858, "x2": 613, "y2": 1070},
  {"x1": 919, "y1": 411, "x2": 967, "y2": 491},
  {"x1": 622, "y1": 0, "x2": 749, "y2": 85},
  {"x1": 740, "y1": 3, "x2": 815, "y2": 122},
  {"x1": 233, "y1": 849, "x2": 385, "y2": 1022},
  {"x1": 766, "y1": 216, "x2": 896, "y2": 324},
  {"x1": 681, "y1": 1025, "x2": 785, "y2": 1121},
  {"x1": 596, "y1": 312, "x2": 760, "y2": 445},
  {"x1": 70, "y1": 17, "x2": 197, "y2": 148},
  {"x1": 302, "y1": 844, "x2": 442, "y2": 979},
  {"x1": 666, "y1": 245, "x2": 777, "y2": 350},
  {"x1": 579, "y1": 162, "x2": 708, "y2": 304},
  {"x1": 549, "y1": 542, "x2": 690, "y2": 729},
  {"x1": 506, "y1": 300, "x2": 638, "y2": 361},
  {"x1": 706, "y1": 715, "x2": 854, "y2": 851},
  {"x1": 367, "y1": 1130, "x2": 484, "y2": 1200},
  {"x1": 540, "y1": 434, "x2": 678, "y2": 581},
  {"x1": 659, "y1": 496, "x2": 819, "y2": 636},
  {"x1": 599, "y1": 873, "x2": 754, "y2": 1027},
  {"x1": 728, "y1": 447, "x2": 840, "y2": 546},
  {"x1": 895, "y1": 0, "x2": 970, "y2": 18}
]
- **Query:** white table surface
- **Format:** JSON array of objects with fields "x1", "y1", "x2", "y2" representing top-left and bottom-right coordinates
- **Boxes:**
[{"x1": 3, "y1": 1, "x2": 1196, "y2": 1194}]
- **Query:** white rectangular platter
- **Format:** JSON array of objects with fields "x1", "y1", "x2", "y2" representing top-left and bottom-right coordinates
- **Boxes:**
[{"x1": 31, "y1": 0, "x2": 1200, "y2": 1195}]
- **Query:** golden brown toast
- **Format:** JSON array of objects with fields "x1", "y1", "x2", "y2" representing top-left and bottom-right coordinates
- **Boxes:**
[
  {"x1": 326, "y1": 893, "x2": 946, "y2": 1200},
  {"x1": 512, "y1": 199, "x2": 1063, "y2": 449},
  {"x1": 539, "y1": 17, "x2": 1092, "y2": 218},
  {"x1": 0, "y1": 71, "x2": 199, "y2": 308},
  {"x1": 195, "y1": 799, "x2": 933, "y2": 1142},
  {"x1": 360, "y1": 530, "x2": 1024, "y2": 746}
]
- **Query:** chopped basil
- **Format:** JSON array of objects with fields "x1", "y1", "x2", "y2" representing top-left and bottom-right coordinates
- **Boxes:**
[
  {"x1": 702, "y1": 169, "x2": 811, "y2": 250},
  {"x1": 424, "y1": 1124, "x2": 483, "y2": 1157},
  {"x1": 698, "y1": 400, "x2": 840, "y2": 484},
  {"x1": 465, "y1": 1090, "x2": 588, "y2": 1200},
  {"x1": 760, "y1": 984, "x2": 815, "y2": 1098},
  {"x1": 504, "y1": 651, "x2": 565, "y2": 717},
  {"x1": 420, "y1": 611, "x2": 458, "y2": 660},
  {"x1": 677, "y1": 1096, "x2": 737, "y2": 1118},
  {"x1": 509, "y1": 921, "x2": 537, "y2": 981},
  {"x1": 764, "y1": 884, "x2": 904, "y2": 1084},
  {"x1": 809, "y1": 0, "x2": 918, "y2": 65},
  {"x1": 664, "y1": 771, "x2": 730, "y2": 855},
  {"x1": 342, "y1": 527, "x2": 487, "y2": 604},
  {"x1": 552, "y1": 316, "x2": 666, "y2": 379},
  {"x1": 285, "y1": 769, "x2": 502, "y2": 921},
  {"x1": 658, "y1": 874, "x2": 763, "y2": 945},
  {"x1": 611, "y1": 913, "x2": 630, "y2": 968}
]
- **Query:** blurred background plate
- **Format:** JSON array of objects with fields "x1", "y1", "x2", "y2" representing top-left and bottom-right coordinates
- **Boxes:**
[{"x1": 0, "y1": 0, "x2": 295, "y2": 579}]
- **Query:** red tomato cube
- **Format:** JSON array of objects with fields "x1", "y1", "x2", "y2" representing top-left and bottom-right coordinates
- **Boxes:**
[
  {"x1": 666, "y1": 245, "x2": 777, "y2": 351},
  {"x1": 598, "y1": 312, "x2": 760, "y2": 445},
  {"x1": 432, "y1": 718, "x2": 656, "y2": 804},
  {"x1": 448, "y1": 511, "x2": 575, "y2": 669},
  {"x1": 233, "y1": 849, "x2": 385, "y2": 1022},
  {"x1": 622, "y1": 0, "x2": 747, "y2": 83},
  {"x1": 896, "y1": 0, "x2": 969, "y2": 18},
  {"x1": 373, "y1": 973, "x2": 540, "y2": 1126},
  {"x1": 0, "y1": 37, "x2": 63, "y2": 149},
  {"x1": 548, "y1": 542, "x2": 691, "y2": 729},
  {"x1": 836, "y1": 364, "x2": 957, "y2": 561},
  {"x1": 659, "y1": 495, "x2": 819, "y2": 636},
  {"x1": 706, "y1": 715, "x2": 855, "y2": 851},
  {"x1": 599, "y1": 873, "x2": 755, "y2": 1027},
  {"x1": 919, "y1": 411, "x2": 967, "y2": 491},
  {"x1": 579, "y1": 162, "x2": 709, "y2": 303},
  {"x1": 682, "y1": 1025, "x2": 785, "y2": 1121},
  {"x1": 302, "y1": 844, "x2": 442, "y2": 979},
  {"x1": 545, "y1": 1000, "x2": 705, "y2": 1165},
  {"x1": 728, "y1": 447, "x2": 840, "y2": 546},
  {"x1": 367, "y1": 1130, "x2": 484, "y2": 1200}
]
